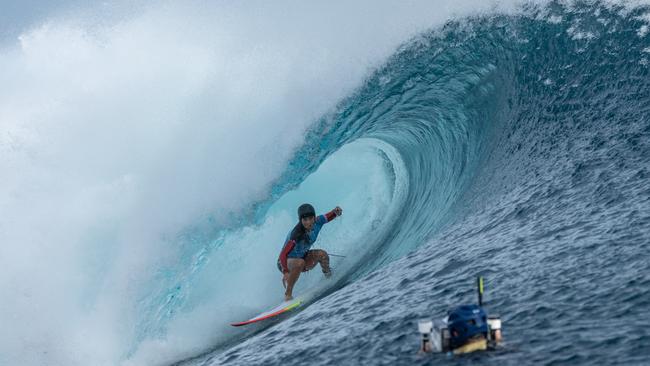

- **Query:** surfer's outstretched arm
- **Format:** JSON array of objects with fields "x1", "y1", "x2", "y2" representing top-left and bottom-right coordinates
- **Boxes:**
[{"x1": 321, "y1": 206, "x2": 343, "y2": 224}]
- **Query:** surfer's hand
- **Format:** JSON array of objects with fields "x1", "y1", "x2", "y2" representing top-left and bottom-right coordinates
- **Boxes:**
[{"x1": 334, "y1": 206, "x2": 342, "y2": 216}]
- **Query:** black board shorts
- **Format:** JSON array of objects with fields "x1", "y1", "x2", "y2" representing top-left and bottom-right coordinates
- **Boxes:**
[{"x1": 277, "y1": 252, "x2": 313, "y2": 273}]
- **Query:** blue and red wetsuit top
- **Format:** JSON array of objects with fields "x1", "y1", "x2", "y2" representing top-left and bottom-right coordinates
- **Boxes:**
[{"x1": 277, "y1": 209, "x2": 338, "y2": 273}]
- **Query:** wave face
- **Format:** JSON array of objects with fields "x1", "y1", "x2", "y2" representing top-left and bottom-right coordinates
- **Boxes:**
[
  {"x1": 196, "y1": 3, "x2": 650, "y2": 366},
  {"x1": 2, "y1": 1, "x2": 650, "y2": 366}
]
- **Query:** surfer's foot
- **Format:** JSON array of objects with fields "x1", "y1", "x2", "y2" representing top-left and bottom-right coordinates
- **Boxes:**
[
  {"x1": 323, "y1": 269, "x2": 332, "y2": 279},
  {"x1": 284, "y1": 294, "x2": 293, "y2": 301}
]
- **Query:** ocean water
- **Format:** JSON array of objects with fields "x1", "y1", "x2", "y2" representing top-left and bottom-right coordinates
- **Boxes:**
[{"x1": 1, "y1": 1, "x2": 650, "y2": 366}]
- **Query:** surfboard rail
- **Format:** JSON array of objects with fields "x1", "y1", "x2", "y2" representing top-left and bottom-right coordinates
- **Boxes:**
[{"x1": 231, "y1": 299, "x2": 302, "y2": 327}]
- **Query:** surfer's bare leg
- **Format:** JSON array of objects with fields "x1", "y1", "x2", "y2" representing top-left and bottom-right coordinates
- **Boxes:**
[
  {"x1": 285, "y1": 258, "x2": 305, "y2": 301},
  {"x1": 304, "y1": 249, "x2": 331, "y2": 276}
]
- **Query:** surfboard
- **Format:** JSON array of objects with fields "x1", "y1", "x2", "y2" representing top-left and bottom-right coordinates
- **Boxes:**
[{"x1": 230, "y1": 298, "x2": 302, "y2": 327}]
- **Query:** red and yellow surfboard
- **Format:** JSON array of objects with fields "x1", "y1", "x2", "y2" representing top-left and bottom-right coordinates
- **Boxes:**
[{"x1": 231, "y1": 298, "x2": 302, "y2": 327}]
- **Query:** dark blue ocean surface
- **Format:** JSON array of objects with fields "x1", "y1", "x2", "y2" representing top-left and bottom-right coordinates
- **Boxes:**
[{"x1": 180, "y1": 2, "x2": 650, "y2": 365}]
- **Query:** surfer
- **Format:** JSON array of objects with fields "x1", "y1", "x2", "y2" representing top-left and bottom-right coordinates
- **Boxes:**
[{"x1": 277, "y1": 203, "x2": 343, "y2": 301}]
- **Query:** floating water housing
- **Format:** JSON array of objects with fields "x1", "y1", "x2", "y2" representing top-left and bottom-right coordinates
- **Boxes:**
[
  {"x1": 417, "y1": 277, "x2": 502, "y2": 354},
  {"x1": 419, "y1": 314, "x2": 502, "y2": 354}
]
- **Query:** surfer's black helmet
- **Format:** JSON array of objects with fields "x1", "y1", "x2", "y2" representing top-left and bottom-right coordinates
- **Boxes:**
[{"x1": 298, "y1": 203, "x2": 316, "y2": 219}]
